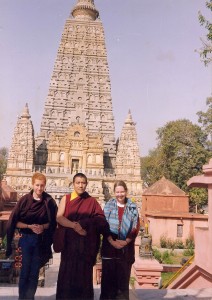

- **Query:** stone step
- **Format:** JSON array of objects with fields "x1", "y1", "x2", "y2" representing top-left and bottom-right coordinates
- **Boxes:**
[{"x1": 1, "y1": 252, "x2": 212, "y2": 299}]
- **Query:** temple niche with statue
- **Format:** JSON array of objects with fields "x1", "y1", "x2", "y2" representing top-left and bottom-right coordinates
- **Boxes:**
[{"x1": 5, "y1": 0, "x2": 142, "y2": 204}]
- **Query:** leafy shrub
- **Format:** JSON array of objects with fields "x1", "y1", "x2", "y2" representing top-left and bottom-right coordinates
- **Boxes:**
[
  {"x1": 185, "y1": 237, "x2": 195, "y2": 249},
  {"x1": 160, "y1": 236, "x2": 175, "y2": 249},
  {"x1": 183, "y1": 248, "x2": 194, "y2": 256},
  {"x1": 153, "y1": 248, "x2": 162, "y2": 263},
  {"x1": 160, "y1": 235, "x2": 186, "y2": 249},
  {"x1": 162, "y1": 251, "x2": 174, "y2": 264},
  {"x1": 160, "y1": 235, "x2": 167, "y2": 248},
  {"x1": 153, "y1": 249, "x2": 174, "y2": 264},
  {"x1": 166, "y1": 238, "x2": 175, "y2": 249},
  {"x1": 173, "y1": 239, "x2": 184, "y2": 249},
  {"x1": 162, "y1": 250, "x2": 170, "y2": 260}
]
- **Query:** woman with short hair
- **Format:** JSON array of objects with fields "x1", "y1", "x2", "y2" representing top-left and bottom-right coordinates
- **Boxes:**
[{"x1": 6, "y1": 172, "x2": 57, "y2": 300}]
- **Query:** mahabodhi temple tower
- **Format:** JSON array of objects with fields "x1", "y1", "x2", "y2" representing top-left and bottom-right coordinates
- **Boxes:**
[{"x1": 5, "y1": 0, "x2": 142, "y2": 204}]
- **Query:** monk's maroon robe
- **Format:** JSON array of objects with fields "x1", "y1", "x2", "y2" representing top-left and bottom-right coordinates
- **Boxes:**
[{"x1": 56, "y1": 192, "x2": 109, "y2": 300}]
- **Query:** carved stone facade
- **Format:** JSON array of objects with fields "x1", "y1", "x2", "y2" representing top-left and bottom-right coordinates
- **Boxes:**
[
  {"x1": 116, "y1": 110, "x2": 142, "y2": 199},
  {"x1": 35, "y1": 0, "x2": 116, "y2": 175},
  {"x1": 6, "y1": 104, "x2": 34, "y2": 176},
  {"x1": 5, "y1": 0, "x2": 142, "y2": 204}
]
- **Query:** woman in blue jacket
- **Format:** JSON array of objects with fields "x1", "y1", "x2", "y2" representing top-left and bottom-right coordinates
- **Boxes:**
[{"x1": 100, "y1": 180, "x2": 140, "y2": 300}]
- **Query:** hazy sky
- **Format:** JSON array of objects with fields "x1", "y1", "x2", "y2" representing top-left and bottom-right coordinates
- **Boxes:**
[{"x1": 0, "y1": 0, "x2": 211, "y2": 156}]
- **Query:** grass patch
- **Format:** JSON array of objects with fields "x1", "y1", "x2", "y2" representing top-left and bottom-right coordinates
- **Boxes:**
[{"x1": 161, "y1": 272, "x2": 175, "y2": 285}]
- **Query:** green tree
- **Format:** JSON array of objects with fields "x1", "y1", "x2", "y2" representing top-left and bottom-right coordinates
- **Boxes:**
[
  {"x1": 157, "y1": 119, "x2": 209, "y2": 192},
  {"x1": 0, "y1": 147, "x2": 8, "y2": 180},
  {"x1": 198, "y1": 0, "x2": 212, "y2": 66},
  {"x1": 197, "y1": 97, "x2": 212, "y2": 150},
  {"x1": 141, "y1": 148, "x2": 165, "y2": 188},
  {"x1": 141, "y1": 119, "x2": 210, "y2": 209},
  {"x1": 189, "y1": 187, "x2": 208, "y2": 212}
]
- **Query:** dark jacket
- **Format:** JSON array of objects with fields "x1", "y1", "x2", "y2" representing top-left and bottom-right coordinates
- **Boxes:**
[{"x1": 6, "y1": 190, "x2": 57, "y2": 267}]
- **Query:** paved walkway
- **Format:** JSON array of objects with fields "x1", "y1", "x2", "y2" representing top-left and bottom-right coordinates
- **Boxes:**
[{"x1": 0, "y1": 253, "x2": 212, "y2": 299}]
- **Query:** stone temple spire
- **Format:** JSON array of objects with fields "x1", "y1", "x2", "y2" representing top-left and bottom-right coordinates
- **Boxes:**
[
  {"x1": 36, "y1": 0, "x2": 116, "y2": 173},
  {"x1": 6, "y1": 103, "x2": 35, "y2": 176},
  {"x1": 21, "y1": 103, "x2": 30, "y2": 119},
  {"x1": 71, "y1": 0, "x2": 99, "y2": 20},
  {"x1": 124, "y1": 109, "x2": 135, "y2": 126},
  {"x1": 115, "y1": 110, "x2": 142, "y2": 187},
  {"x1": 5, "y1": 2, "x2": 143, "y2": 202}
]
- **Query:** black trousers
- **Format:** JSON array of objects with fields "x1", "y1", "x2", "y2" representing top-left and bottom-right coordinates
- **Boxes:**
[{"x1": 100, "y1": 259, "x2": 132, "y2": 300}]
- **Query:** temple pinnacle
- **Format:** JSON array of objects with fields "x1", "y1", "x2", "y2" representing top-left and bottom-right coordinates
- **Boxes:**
[
  {"x1": 125, "y1": 110, "x2": 135, "y2": 125},
  {"x1": 21, "y1": 103, "x2": 30, "y2": 119},
  {"x1": 72, "y1": 0, "x2": 99, "y2": 21}
]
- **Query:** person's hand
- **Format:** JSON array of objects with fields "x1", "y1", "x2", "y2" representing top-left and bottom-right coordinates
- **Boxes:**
[
  {"x1": 78, "y1": 228, "x2": 87, "y2": 236},
  {"x1": 116, "y1": 239, "x2": 128, "y2": 247},
  {"x1": 72, "y1": 222, "x2": 87, "y2": 236},
  {"x1": 110, "y1": 239, "x2": 124, "y2": 249},
  {"x1": 30, "y1": 224, "x2": 44, "y2": 234}
]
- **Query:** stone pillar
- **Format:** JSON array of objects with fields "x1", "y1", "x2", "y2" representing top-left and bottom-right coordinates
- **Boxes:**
[{"x1": 187, "y1": 158, "x2": 212, "y2": 273}]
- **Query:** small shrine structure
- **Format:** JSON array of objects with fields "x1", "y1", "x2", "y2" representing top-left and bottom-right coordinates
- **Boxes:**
[
  {"x1": 133, "y1": 225, "x2": 163, "y2": 289},
  {"x1": 141, "y1": 177, "x2": 208, "y2": 247}
]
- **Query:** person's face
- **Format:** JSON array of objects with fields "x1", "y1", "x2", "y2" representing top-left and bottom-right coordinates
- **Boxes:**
[
  {"x1": 73, "y1": 176, "x2": 87, "y2": 195},
  {"x1": 32, "y1": 179, "x2": 46, "y2": 198},
  {"x1": 114, "y1": 185, "x2": 127, "y2": 204}
]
